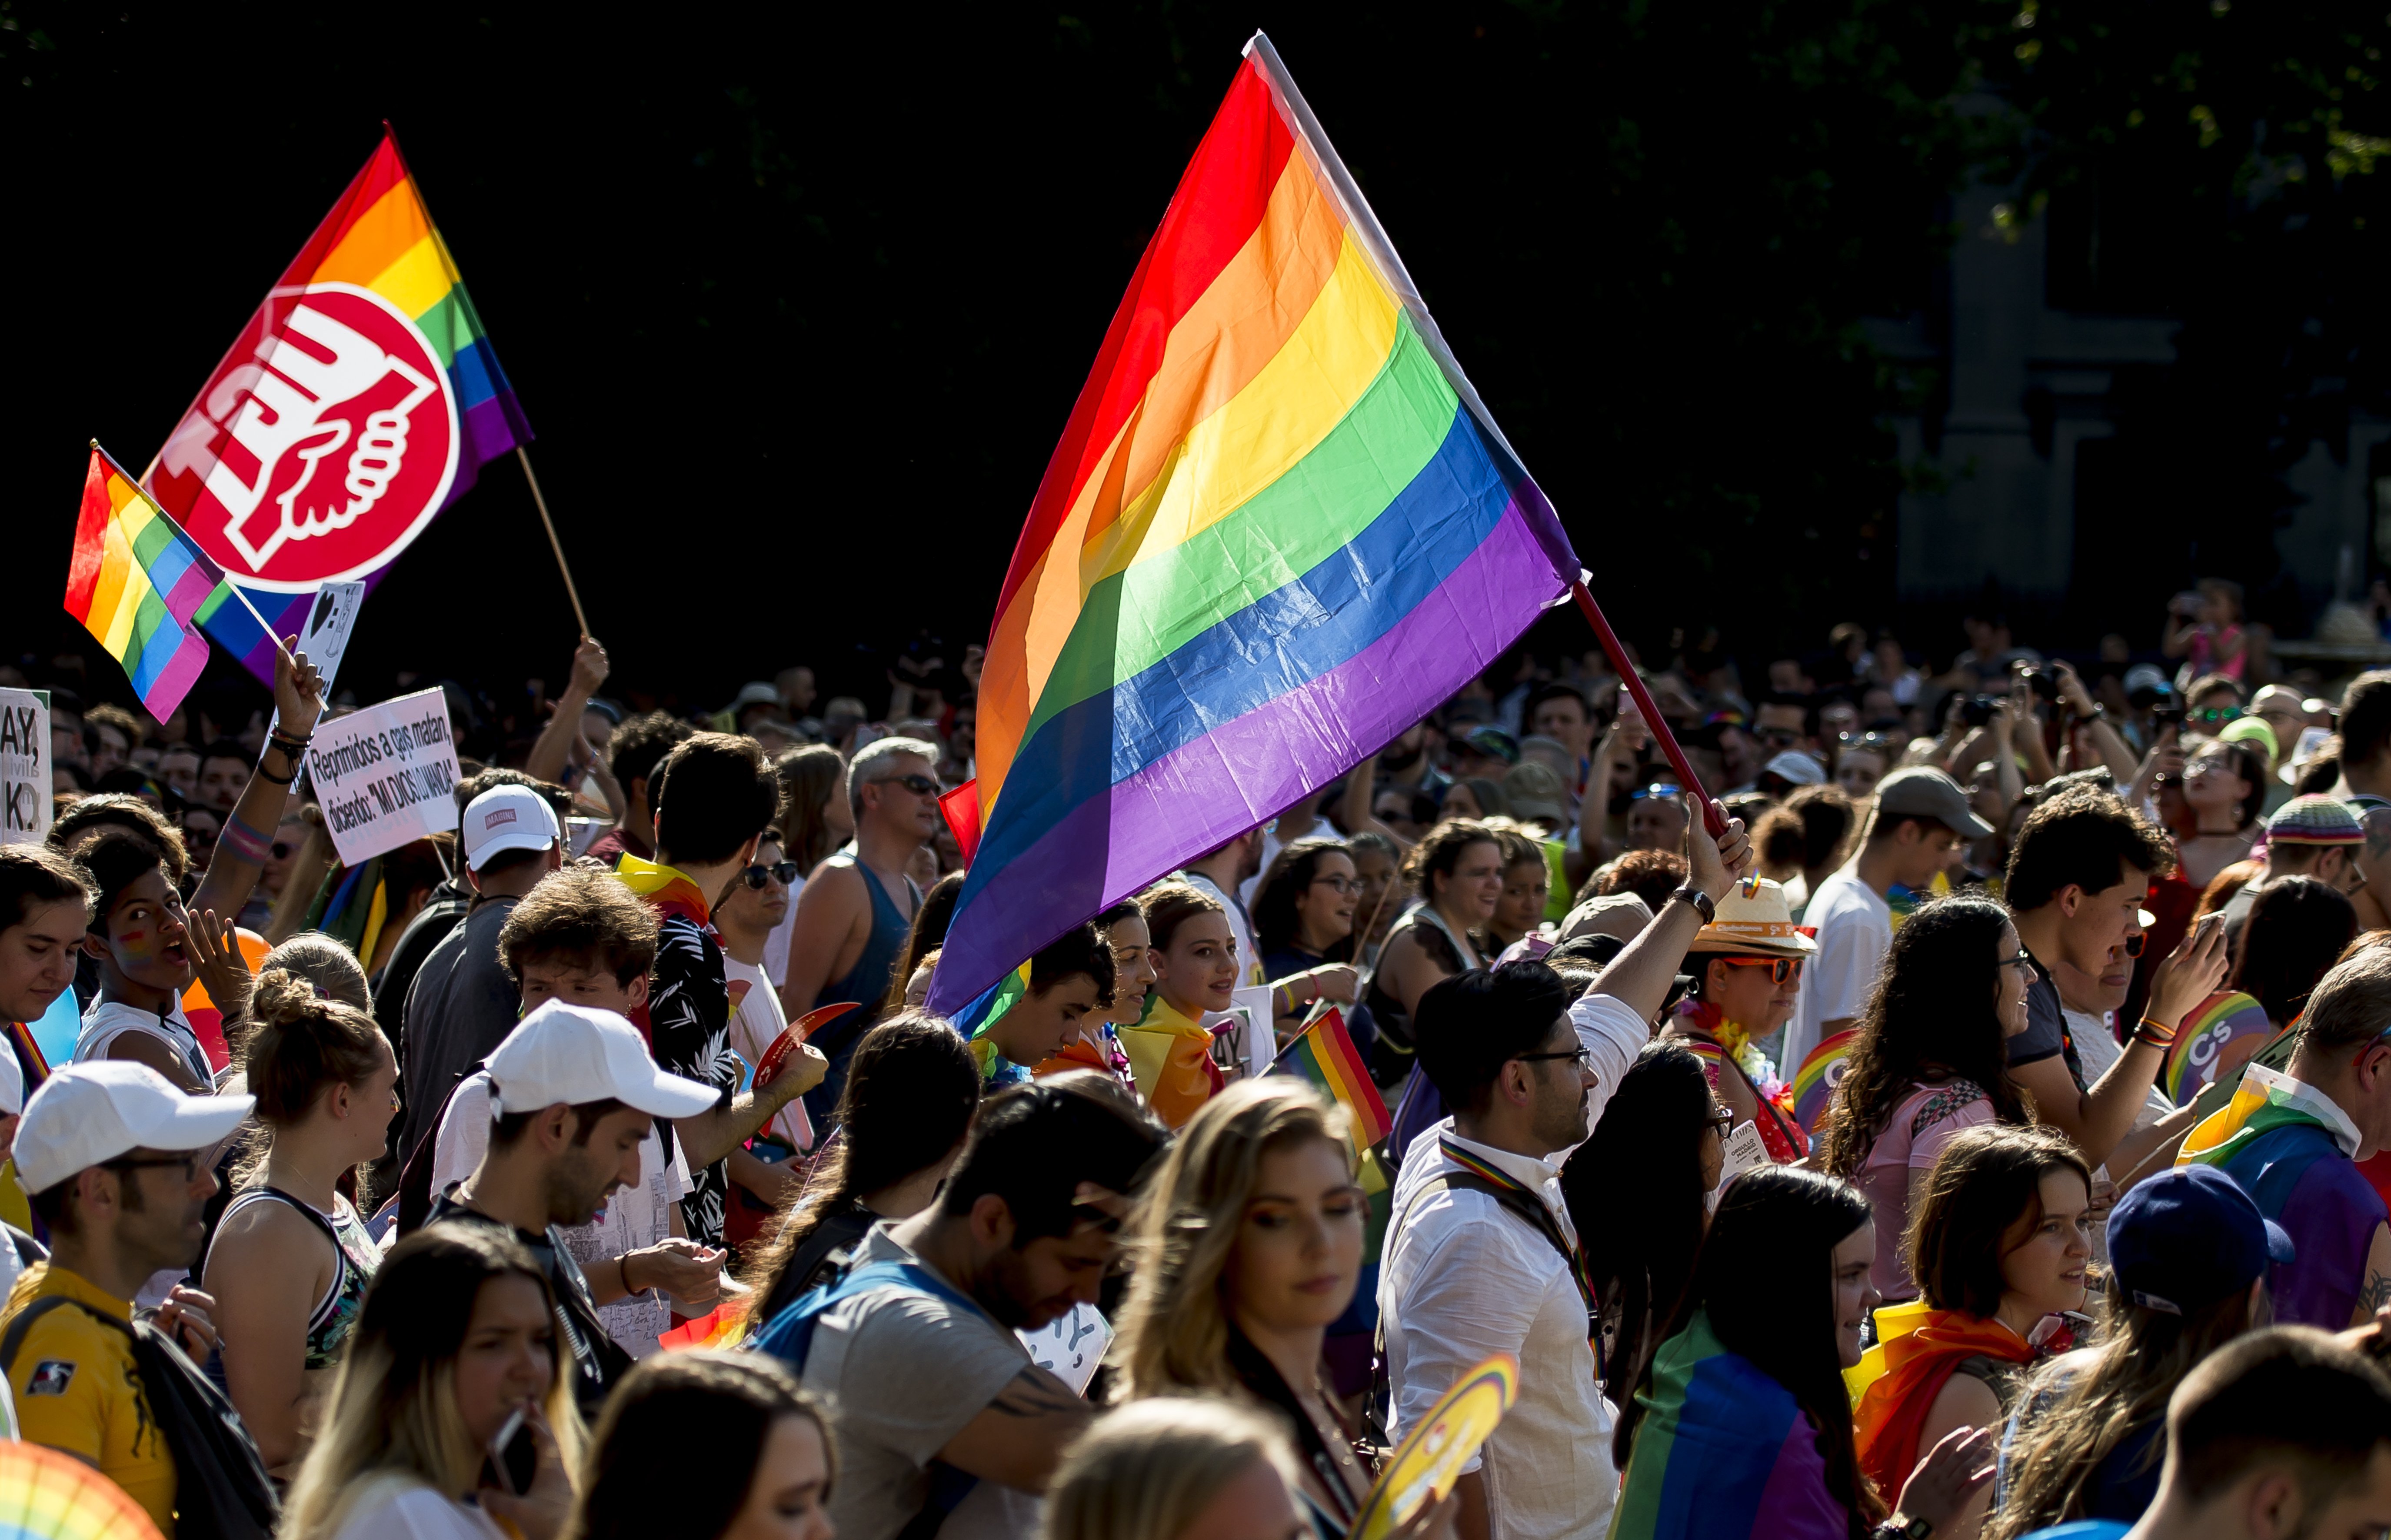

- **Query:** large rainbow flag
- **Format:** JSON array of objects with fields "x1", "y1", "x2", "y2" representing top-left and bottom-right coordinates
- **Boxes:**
[
  {"x1": 63, "y1": 446, "x2": 231, "y2": 722},
  {"x1": 147, "y1": 126, "x2": 533, "y2": 683},
  {"x1": 927, "y1": 34, "x2": 1581, "y2": 1012}
]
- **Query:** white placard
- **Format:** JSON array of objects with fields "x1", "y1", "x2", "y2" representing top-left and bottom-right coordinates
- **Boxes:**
[
  {"x1": 1720, "y1": 1121, "x2": 1772, "y2": 1186},
  {"x1": 0, "y1": 689, "x2": 51, "y2": 846},
  {"x1": 1018, "y1": 1302, "x2": 1110, "y2": 1395},
  {"x1": 306, "y1": 688, "x2": 461, "y2": 867},
  {"x1": 296, "y1": 581, "x2": 368, "y2": 695}
]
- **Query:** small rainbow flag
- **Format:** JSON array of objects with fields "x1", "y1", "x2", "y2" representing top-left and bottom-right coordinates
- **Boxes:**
[
  {"x1": 657, "y1": 1298, "x2": 749, "y2": 1353},
  {"x1": 926, "y1": 33, "x2": 1582, "y2": 1013},
  {"x1": 1791, "y1": 1027, "x2": 1858, "y2": 1131},
  {"x1": 2163, "y1": 991, "x2": 2277, "y2": 1107},
  {"x1": 148, "y1": 126, "x2": 532, "y2": 683},
  {"x1": 1270, "y1": 1008, "x2": 1390, "y2": 1150},
  {"x1": 951, "y1": 960, "x2": 1032, "y2": 1041},
  {"x1": 63, "y1": 446, "x2": 232, "y2": 722}
]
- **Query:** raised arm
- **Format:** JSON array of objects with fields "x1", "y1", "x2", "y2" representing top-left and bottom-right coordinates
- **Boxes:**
[
  {"x1": 192, "y1": 641, "x2": 323, "y2": 921},
  {"x1": 1592, "y1": 815, "x2": 1752, "y2": 1024},
  {"x1": 525, "y1": 637, "x2": 609, "y2": 788}
]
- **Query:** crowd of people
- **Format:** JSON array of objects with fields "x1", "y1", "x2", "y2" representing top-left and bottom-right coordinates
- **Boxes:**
[{"x1": 6, "y1": 583, "x2": 2391, "y2": 1540}]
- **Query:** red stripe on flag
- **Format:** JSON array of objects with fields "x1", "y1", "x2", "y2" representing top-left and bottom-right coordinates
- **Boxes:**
[
  {"x1": 940, "y1": 778, "x2": 982, "y2": 863},
  {"x1": 992, "y1": 59, "x2": 1295, "y2": 620},
  {"x1": 63, "y1": 450, "x2": 113, "y2": 621},
  {"x1": 276, "y1": 131, "x2": 412, "y2": 286}
]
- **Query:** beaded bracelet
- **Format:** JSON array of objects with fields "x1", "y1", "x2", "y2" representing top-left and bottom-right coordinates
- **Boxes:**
[{"x1": 2130, "y1": 1017, "x2": 2178, "y2": 1049}]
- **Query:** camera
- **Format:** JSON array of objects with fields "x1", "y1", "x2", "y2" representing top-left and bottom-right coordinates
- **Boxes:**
[
  {"x1": 2152, "y1": 703, "x2": 2187, "y2": 728},
  {"x1": 2018, "y1": 668, "x2": 2058, "y2": 703},
  {"x1": 1961, "y1": 695, "x2": 2000, "y2": 728}
]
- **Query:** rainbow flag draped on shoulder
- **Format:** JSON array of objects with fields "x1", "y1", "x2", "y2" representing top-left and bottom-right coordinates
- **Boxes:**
[{"x1": 927, "y1": 34, "x2": 1582, "y2": 1012}]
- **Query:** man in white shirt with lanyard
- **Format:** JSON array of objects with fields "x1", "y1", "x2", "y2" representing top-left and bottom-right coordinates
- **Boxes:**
[{"x1": 1382, "y1": 809, "x2": 1750, "y2": 1540}]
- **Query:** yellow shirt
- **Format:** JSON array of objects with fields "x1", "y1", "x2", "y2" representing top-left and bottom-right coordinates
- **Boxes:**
[{"x1": 3, "y1": 1261, "x2": 177, "y2": 1535}]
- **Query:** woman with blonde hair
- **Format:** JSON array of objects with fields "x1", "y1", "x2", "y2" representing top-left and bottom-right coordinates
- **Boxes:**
[
  {"x1": 283, "y1": 1225, "x2": 582, "y2": 1540},
  {"x1": 1044, "y1": 1397, "x2": 1310, "y2": 1540},
  {"x1": 202, "y1": 965, "x2": 398, "y2": 1474},
  {"x1": 1112, "y1": 1080, "x2": 1373, "y2": 1534}
]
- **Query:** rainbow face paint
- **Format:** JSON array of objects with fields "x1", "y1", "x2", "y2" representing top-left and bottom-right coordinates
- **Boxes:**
[{"x1": 103, "y1": 867, "x2": 196, "y2": 995}]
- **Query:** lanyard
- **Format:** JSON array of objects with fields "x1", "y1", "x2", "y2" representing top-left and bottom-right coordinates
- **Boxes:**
[{"x1": 1435, "y1": 1137, "x2": 1600, "y2": 1320}]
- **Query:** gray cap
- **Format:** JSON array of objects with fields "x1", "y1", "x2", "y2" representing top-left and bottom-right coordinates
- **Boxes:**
[{"x1": 1874, "y1": 765, "x2": 1995, "y2": 839}]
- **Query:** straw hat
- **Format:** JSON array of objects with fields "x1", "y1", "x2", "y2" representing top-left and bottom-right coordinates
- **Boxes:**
[{"x1": 1685, "y1": 876, "x2": 1817, "y2": 958}]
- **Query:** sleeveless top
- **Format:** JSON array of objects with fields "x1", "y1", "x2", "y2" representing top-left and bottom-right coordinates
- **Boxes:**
[
  {"x1": 207, "y1": 1187, "x2": 380, "y2": 1370},
  {"x1": 803, "y1": 855, "x2": 923, "y2": 1124},
  {"x1": 75, "y1": 999, "x2": 214, "y2": 1088},
  {"x1": 1362, "y1": 908, "x2": 1481, "y2": 1089}
]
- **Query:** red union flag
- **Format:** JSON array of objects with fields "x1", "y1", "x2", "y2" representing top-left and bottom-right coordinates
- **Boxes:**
[{"x1": 146, "y1": 131, "x2": 530, "y2": 672}]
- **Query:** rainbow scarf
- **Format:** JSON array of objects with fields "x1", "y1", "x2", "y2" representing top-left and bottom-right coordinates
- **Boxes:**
[
  {"x1": 1612, "y1": 1309, "x2": 1854, "y2": 1540},
  {"x1": 2178, "y1": 1060, "x2": 2358, "y2": 1168},
  {"x1": 616, "y1": 855, "x2": 713, "y2": 928},
  {"x1": 63, "y1": 448, "x2": 229, "y2": 722},
  {"x1": 926, "y1": 34, "x2": 1582, "y2": 1014},
  {"x1": 1118, "y1": 996, "x2": 1224, "y2": 1129},
  {"x1": 149, "y1": 128, "x2": 533, "y2": 682},
  {"x1": 1850, "y1": 1307, "x2": 2036, "y2": 1500}
]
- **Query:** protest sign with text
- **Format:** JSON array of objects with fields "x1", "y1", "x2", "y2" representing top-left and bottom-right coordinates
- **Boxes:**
[
  {"x1": 0, "y1": 689, "x2": 51, "y2": 846},
  {"x1": 307, "y1": 687, "x2": 460, "y2": 867}
]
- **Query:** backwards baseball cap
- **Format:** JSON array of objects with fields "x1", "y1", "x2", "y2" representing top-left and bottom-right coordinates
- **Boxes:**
[
  {"x1": 1762, "y1": 750, "x2": 1827, "y2": 787},
  {"x1": 484, "y1": 999, "x2": 719, "y2": 1121},
  {"x1": 461, "y1": 784, "x2": 561, "y2": 872},
  {"x1": 2108, "y1": 1164, "x2": 2294, "y2": 1316},
  {"x1": 13, "y1": 1061, "x2": 255, "y2": 1195},
  {"x1": 2266, "y1": 793, "x2": 2364, "y2": 847},
  {"x1": 1873, "y1": 765, "x2": 1996, "y2": 839}
]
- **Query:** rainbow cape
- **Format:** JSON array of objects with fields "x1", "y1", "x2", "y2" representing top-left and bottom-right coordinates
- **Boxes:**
[
  {"x1": 1269, "y1": 1008, "x2": 1390, "y2": 1149},
  {"x1": 148, "y1": 127, "x2": 532, "y2": 683},
  {"x1": 1613, "y1": 1309, "x2": 1852, "y2": 1540},
  {"x1": 2178, "y1": 1060, "x2": 2357, "y2": 1168},
  {"x1": 926, "y1": 33, "x2": 1581, "y2": 1013},
  {"x1": 1791, "y1": 1027, "x2": 1858, "y2": 1131},
  {"x1": 2163, "y1": 991, "x2": 2276, "y2": 1107},
  {"x1": 63, "y1": 446, "x2": 231, "y2": 722}
]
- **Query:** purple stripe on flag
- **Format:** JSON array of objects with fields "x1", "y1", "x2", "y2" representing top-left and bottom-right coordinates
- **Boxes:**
[
  {"x1": 162, "y1": 565, "x2": 220, "y2": 623},
  {"x1": 140, "y1": 633, "x2": 212, "y2": 724},
  {"x1": 928, "y1": 504, "x2": 1558, "y2": 1009}
]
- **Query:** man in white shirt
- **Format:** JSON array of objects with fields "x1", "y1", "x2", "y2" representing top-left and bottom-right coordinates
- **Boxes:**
[{"x1": 1782, "y1": 766, "x2": 1988, "y2": 1069}]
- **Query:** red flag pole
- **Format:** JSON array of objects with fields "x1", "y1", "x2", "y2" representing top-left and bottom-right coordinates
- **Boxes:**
[{"x1": 1568, "y1": 579, "x2": 1727, "y2": 838}]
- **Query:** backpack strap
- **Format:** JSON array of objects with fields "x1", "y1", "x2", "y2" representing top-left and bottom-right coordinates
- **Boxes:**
[{"x1": 0, "y1": 1294, "x2": 89, "y2": 1377}]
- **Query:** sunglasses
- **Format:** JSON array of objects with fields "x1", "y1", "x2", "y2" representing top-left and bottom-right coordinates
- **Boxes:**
[
  {"x1": 1757, "y1": 727, "x2": 1803, "y2": 748},
  {"x1": 2123, "y1": 931, "x2": 2146, "y2": 959},
  {"x1": 105, "y1": 1151, "x2": 201, "y2": 1182},
  {"x1": 2190, "y1": 706, "x2": 2244, "y2": 726},
  {"x1": 741, "y1": 861, "x2": 802, "y2": 889},
  {"x1": 270, "y1": 841, "x2": 295, "y2": 860},
  {"x1": 1631, "y1": 783, "x2": 1683, "y2": 801},
  {"x1": 1719, "y1": 956, "x2": 1805, "y2": 984},
  {"x1": 1839, "y1": 731, "x2": 1898, "y2": 750},
  {"x1": 877, "y1": 773, "x2": 942, "y2": 797}
]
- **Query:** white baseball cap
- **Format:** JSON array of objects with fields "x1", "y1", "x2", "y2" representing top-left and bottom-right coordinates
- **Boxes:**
[
  {"x1": 14, "y1": 1061, "x2": 255, "y2": 1195},
  {"x1": 462, "y1": 784, "x2": 561, "y2": 872},
  {"x1": 485, "y1": 1000, "x2": 719, "y2": 1120},
  {"x1": 0, "y1": 1047, "x2": 25, "y2": 1118}
]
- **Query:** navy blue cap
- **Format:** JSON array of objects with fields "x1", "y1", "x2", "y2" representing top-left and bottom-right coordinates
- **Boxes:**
[{"x1": 2108, "y1": 1164, "x2": 2295, "y2": 1316}]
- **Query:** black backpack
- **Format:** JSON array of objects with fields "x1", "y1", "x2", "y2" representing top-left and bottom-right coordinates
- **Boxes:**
[{"x1": 2, "y1": 1295, "x2": 280, "y2": 1540}]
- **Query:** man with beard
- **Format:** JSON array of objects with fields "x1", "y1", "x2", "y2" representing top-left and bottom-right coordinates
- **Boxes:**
[{"x1": 427, "y1": 1000, "x2": 721, "y2": 1419}]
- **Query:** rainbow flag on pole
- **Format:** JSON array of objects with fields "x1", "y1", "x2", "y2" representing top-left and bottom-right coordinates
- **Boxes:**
[
  {"x1": 63, "y1": 446, "x2": 231, "y2": 722},
  {"x1": 927, "y1": 33, "x2": 1582, "y2": 1012},
  {"x1": 1271, "y1": 1008, "x2": 1390, "y2": 1150},
  {"x1": 147, "y1": 126, "x2": 533, "y2": 683}
]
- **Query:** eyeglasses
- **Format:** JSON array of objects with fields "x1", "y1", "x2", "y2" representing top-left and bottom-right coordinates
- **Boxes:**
[
  {"x1": 1310, "y1": 875, "x2": 1359, "y2": 895},
  {"x1": 104, "y1": 1152, "x2": 200, "y2": 1182},
  {"x1": 1719, "y1": 956, "x2": 1805, "y2": 984},
  {"x1": 876, "y1": 773, "x2": 942, "y2": 797},
  {"x1": 2190, "y1": 707, "x2": 2244, "y2": 726},
  {"x1": 1704, "y1": 1107, "x2": 1735, "y2": 1137},
  {"x1": 1997, "y1": 950, "x2": 2039, "y2": 975},
  {"x1": 1839, "y1": 731, "x2": 1898, "y2": 751},
  {"x1": 741, "y1": 860, "x2": 802, "y2": 889},
  {"x1": 2123, "y1": 931, "x2": 2146, "y2": 959},
  {"x1": 1631, "y1": 783, "x2": 1683, "y2": 801},
  {"x1": 1516, "y1": 1045, "x2": 1594, "y2": 1071}
]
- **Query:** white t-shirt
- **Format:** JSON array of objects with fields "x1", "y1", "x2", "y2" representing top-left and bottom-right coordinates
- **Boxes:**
[
  {"x1": 330, "y1": 1476, "x2": 508, "y2": 1540},
  {"x1": 1784, "y1": 862, "x2": 1892, "y2": 1071},
  {"x1": 725, "y1": 957, "x2": 813, "y2": 1153},
  {"x1": 2063, "y1": 1007, "x2": 2174, "y2": 1130},
  {"x1": 432, "y1": 1072, "x2": 693, "y2": 1358}
]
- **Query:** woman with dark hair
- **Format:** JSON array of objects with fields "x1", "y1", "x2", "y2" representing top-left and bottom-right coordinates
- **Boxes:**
[
  {"x1": 773, "y1": 743, "x2": 853, "y2": 881},
  {"x1": 282, "y1": 1225, "x2": 580, "y2": 1540},
  {"x1": 1851, "y1": 1125, "x2": 2093, "y2": 1540},
  {"x1": 1254, "y1": 838, "x2": 1373, "y2": 1054},
  {"x1": 72, "y1": 828, "x2": 216, "y2": 1092},
  {"x1": 1612, "y1": 1166, "x2": 1991, "y2": 1540},
  {"x1": 1362, "y1": 820, "x2": 1501, "y2": 1089},
  {"x1": 2174, "y1": 738, "x2": 2267, "y2": 890},
  {"x1": 1819, "y1": 897, "x2": 2033, "y2": 1302},
  {"x1": 744, "y1": 1015, "x2": 981, "y2": 1325},
  {"x1": 565, "y1": 1352, "x2": 833, "y2": 1540},
  {"x1": 2233, "y1": 875, "x2": 2358, "y2": 1034},
  {"x1": 1473, "y1": 827, "x2": 1551, "y2": 958},
  {"x1": 1562, "y1": 1041, "x2": 1728, "y2": 1409}
]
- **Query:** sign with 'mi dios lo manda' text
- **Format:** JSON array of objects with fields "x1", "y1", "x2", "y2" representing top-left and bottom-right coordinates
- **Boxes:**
[{"x1": 307, "y1": 687, "x2": 459, "y2": 866}]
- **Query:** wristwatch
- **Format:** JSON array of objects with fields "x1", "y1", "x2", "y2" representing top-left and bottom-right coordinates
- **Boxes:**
[
  {"x1": 1871, "y1": 1518, "x2": 1933, "y2": 1540},
  {"x1": 1666, "y1": 885, "x2": 1716, "y2": 925}
]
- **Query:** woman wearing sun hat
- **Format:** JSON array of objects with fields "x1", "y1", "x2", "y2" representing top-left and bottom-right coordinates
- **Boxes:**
[{"x1": 1662, "y1": 875, "x2": 1818, "y2": 1164}]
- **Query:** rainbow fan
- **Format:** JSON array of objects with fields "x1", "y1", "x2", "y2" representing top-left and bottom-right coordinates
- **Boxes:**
[
  {"x1": 1792, "y1": 1028, "x2": 1859, "y2": 1131},
  {"x1": 2163, "y1": 991, "x2": 2278, "y2": 1107},
  {"x1": 0, "y1": 1440, "x2": 164, "y2": 1540}
]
